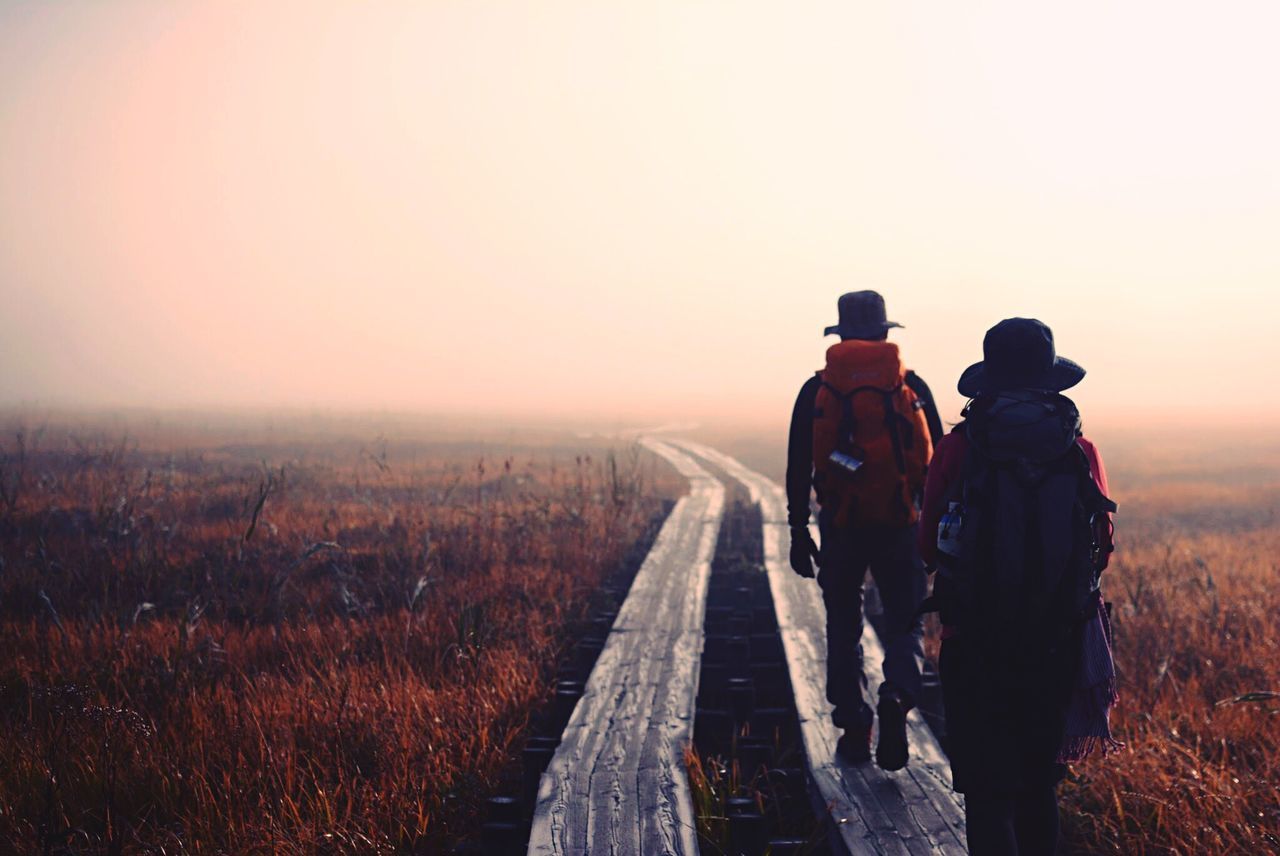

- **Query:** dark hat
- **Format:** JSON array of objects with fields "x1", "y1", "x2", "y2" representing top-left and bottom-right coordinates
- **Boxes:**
[
  {"x1": 823, "y1": 291, "x2": 904, "y2": 339},
  {"x1": 957, "y1": 318, "x2": 1085, "y2": 398}
]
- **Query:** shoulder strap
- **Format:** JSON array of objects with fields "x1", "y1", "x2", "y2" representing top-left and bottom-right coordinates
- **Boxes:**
[
  {"x1": 905, "y1": 370, "x2": 945, "y2": 446},
  {"x1": 881, "y1": 389, "x2": 909, "y2": 471},
  {"x1": 823, "y1": 381, "x2": 858, "y2": 443}
]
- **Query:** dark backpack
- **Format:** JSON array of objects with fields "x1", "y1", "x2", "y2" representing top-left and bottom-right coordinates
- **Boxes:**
[{"x1": 933, "y1": 391, "x2": 1116, "y2": 657}]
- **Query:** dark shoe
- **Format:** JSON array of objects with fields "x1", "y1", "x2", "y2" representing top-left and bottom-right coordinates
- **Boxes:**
[
  {"x1": 835, "y1": 703, "x2": 874, "y2": 764},
  {"x1": 875, "y1": 693, "x2": 909, "y2": 771},
  {"x1": 836, "y1": 729, "x2": 872, "y2": 764}
]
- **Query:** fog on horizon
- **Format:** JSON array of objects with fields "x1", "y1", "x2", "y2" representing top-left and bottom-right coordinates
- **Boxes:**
[{"x1": 3, "y1": 1, "x2": 1278, "y2": 431}]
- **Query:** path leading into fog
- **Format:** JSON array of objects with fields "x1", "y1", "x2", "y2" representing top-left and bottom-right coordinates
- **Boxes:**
[
  {"x1": 528, "y1": 437, "x2": 965, "y2": 855},
  {"x1": 527, "y1": 438, "x2": 723, "y2": 856}
]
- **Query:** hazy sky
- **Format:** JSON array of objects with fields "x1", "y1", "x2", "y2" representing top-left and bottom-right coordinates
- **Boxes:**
[{"x1": 3, "y1": 1, "x2": 1277, "y2": 429}]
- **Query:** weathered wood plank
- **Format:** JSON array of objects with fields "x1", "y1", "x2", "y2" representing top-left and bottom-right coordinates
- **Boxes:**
[
  {"x1": 671, "y1": 438, "x2": 967, "y2": 855},
  {"x1": 528, "y1": 438, "x2": 723, "y2": 856}
]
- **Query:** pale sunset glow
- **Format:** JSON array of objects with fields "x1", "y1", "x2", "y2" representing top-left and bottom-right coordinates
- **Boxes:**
[{"x1": 3, "y1": 1, "x2": 1277, "y2": 428}]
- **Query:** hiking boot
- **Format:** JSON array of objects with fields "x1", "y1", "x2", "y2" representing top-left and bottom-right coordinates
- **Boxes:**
[
  {"x1": 836, "y1": 728, "x2": 872, "y2": 764},
  {"x1": 835, "y1": 705, "x2": 874, "y2": 764},
  {"x1": 875, "y1": 692, "x2": 909, "y2": 771}
]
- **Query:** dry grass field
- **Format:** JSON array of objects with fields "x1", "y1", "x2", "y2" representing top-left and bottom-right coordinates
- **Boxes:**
[
  {"x1": 0, "y1": 413, "x2": 670, "y2": 854},
  {"x1": 2, "y1": 414, "x2": 1277, "y2": 854},
  {"x1": 1056, "y1": 432, "x2": 1280, "y2": 854}
]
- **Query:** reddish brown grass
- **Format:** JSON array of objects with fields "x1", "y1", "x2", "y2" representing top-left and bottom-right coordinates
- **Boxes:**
[
  {"x1": 1056, "y1": 447, "x2": 1280, "y2": 854},
  {"x1": 0, "y1": 418, "x2": 665, "y2": 853},
  {"x1": 6, "y1": 417, "x2": 1277, "y2": 853}
]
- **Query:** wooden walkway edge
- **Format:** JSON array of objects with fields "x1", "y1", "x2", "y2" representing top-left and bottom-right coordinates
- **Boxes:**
[
  {"x1": 527, "y1": 438, "x2": 725, "y2": 856},
  {"x1": 670, "y1": 438, "x2": 968, "y2": 856}
]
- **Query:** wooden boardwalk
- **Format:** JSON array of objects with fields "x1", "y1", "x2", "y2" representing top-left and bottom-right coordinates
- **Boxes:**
[
  {"x1": 672, "y1": 439, "x2": 968, "y2": 856},
  {"x1": 527, "y1": 438, "x2": 725, "y2": 856}
]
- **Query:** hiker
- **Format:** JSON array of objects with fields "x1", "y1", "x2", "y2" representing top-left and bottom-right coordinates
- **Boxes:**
[
  {"x1": 786, "y1": 291, "x2": 943, "y2": 769},
  {"x1": 919, "y1": 318, "x2": 1120, "y2": 856}
]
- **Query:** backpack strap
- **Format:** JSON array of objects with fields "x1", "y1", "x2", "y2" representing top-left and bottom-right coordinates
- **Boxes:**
[
  {"x1": 820, "y1": 380, "x2": 859, "y2": 447},
  {"x1": 880, "y1": 388, "x2": 908, "y2": 473},
  {"x1": 820, "y1": 381, "x2": 903, "y2": 451}
]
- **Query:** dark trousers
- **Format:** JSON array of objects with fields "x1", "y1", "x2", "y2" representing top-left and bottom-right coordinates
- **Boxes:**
[
  {"x1": 941, "y1": 636, "x2": 1071, "y2": 856},
  {"x1": 816, "y1": 520, "x2": 926, "y2": 729},
  {"x1": 964, "y1": 786, "x2": 1060, "y2": 856}
]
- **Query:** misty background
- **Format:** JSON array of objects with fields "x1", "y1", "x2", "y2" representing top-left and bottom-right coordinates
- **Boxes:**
[{"x1": 3, "y1": 1, "x2": 1278, "y2": 431}]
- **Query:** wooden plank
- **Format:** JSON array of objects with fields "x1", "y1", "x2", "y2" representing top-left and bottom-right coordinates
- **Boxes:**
[
  {"x1": 670, "y1": 438, "x2": 967, "y2": 855},
  {"x1": 528, "y1": 438, "x2": 723, "y2": 856}
]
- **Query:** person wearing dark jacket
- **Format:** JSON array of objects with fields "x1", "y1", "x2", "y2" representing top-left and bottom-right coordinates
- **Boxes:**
[
  {"x1": 786, "y1": 291, "x2": 943, "y2": 769},
  {"x1": 918, "y1": 318, "x2": 1119, "y2": 856}
]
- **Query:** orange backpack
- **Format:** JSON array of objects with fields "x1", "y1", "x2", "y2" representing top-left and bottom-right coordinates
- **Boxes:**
[{"x1": 812, "y1": 340, "x2": 932, "y2": 527}]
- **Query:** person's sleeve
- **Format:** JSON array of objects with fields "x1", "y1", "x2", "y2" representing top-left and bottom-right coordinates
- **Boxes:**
[
  {"x1": 918, "y1": 432, "x2": 961, "y2": 568},
  {"x1": 905, "y1": 371, "x2": 945, "y2": 448},
  {"x1": 1079, "y1": 437, "x2": 1111, "y2": 498},
  {"x1": 785, "y1": 376, "x2": 820, "y2": 530}
]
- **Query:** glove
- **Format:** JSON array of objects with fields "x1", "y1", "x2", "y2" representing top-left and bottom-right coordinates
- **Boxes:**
[{"x1": 789, "y1": 527, "x2": 819, "y2": 578}]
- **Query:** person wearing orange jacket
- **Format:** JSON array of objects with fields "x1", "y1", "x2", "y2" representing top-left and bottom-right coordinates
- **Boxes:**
[{"x1": 786, "y1": 291, "x2": 943, "y2": 769}]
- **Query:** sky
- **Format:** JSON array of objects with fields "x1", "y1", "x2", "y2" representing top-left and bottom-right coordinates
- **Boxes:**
[{"x1": 2, "y1": 1, "x2": 1277, "y2": 431}]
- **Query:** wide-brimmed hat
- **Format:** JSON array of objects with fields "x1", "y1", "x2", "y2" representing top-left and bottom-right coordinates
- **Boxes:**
[
  {"x1": 823, "y1": 290, "x2": 904, "y2": 339},
  {"x1": 957, "y1": 317, "x2": 1085, "y2": 398}
]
